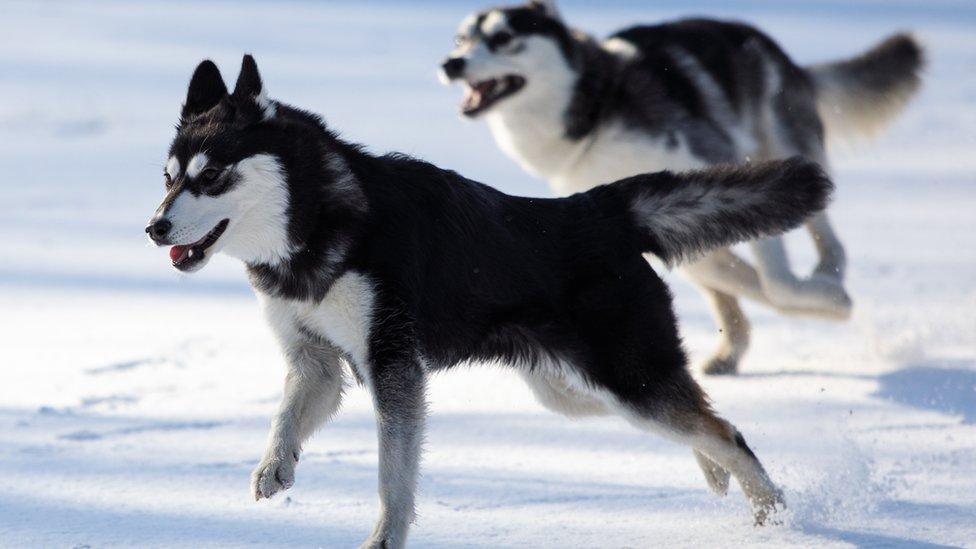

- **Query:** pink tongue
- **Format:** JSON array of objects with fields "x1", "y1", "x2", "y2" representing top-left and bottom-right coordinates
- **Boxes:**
[{"x1": 170, "y1": 245, "x2": 189, "y2": 262}]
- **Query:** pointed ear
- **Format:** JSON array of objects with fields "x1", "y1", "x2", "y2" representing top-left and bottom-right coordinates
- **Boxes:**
[
  {"x1": 528, "y1": 0, "x2": 561, "y2": 21},
  {"x1": 182, "y1": 60, "x2": 227, "y2": 120},
  {"x1": 232, "y1": 54, "x2": 263, "y2": 100},
  {"x1": 231, "y1": 54, "x2": 275, "y2": 121}
]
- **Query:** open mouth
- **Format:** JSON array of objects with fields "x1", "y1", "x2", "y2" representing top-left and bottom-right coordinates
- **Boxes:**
[
  {"x1": 461, "y1": 75, "x2": 526, "y2": 116},
  {"x1": 169, "y1": 219, "x2": 229, "y2": 271}
]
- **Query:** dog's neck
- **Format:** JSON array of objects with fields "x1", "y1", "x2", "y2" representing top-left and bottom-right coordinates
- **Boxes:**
[
  {"x1": 243, "y1": 138, "x2": 370, "y2": 302},
  {"x1": 482, "y1": 36, "x2": 628, "y2": 186}
]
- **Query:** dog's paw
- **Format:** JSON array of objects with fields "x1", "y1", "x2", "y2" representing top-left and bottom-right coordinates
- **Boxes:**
[
  {"x1": 702, "y1": 355, "x2": 739, "y2": 376},
  {"x1": 251, "y1": 446, "x2": 300, "y2": 501},
  {"x1": 809, "y1": 275, "x2": 853, "y2": 320},
  {"x1": 752, "y1": 488, "x2": 787, "y2": 527}
]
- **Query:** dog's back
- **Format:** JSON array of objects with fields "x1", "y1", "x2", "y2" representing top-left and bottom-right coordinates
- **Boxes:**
[{"x1": 610, "y1": 18, "x2": 804, "y2": 122}]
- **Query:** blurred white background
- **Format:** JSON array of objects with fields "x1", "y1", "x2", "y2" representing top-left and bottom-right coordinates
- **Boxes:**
[{"x1": 0, "y1": 1, "x2": 973, "y2": 547}]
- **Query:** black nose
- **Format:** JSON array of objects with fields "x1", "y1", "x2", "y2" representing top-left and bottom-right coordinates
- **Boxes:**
[
  {"x1": 441, "y1": 57, "x2": 466, "y2": 80},
  {"x1": 146, "y1": 218, "x2": 172, "y2": 241}
]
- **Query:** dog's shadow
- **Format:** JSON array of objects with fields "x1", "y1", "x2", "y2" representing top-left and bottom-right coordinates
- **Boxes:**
[
  {"x1": 874, "y1": 360, "x2": 976, "y2": 424},
  {"x1": 740, "y1": 359, "x2": 976, "y2": 425}
]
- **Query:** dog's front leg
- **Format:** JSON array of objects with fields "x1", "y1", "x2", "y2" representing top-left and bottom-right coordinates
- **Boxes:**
[
  {"x1": 252, "y1": 336, "x2": 346, "y2": 500},
  {"x1": 361, "y1": 358, "x2": 427, "y2": 549}
]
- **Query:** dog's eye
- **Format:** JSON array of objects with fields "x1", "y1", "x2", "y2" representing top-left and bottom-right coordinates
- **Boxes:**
[
  {"x1": 164, "y1": 172, "x2": 173, "y2": 188},
  {"x1": 491, "y1": 31, "x2": 513, "y2": 48},
  {"x1": 200, "y1": 167, "x2": 222, "y2": 183}
]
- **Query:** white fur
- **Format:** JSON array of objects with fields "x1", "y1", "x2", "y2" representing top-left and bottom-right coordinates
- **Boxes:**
[
  {"x1": 252, "y1": 295, "x2": 346, "y2": 500},
  {"x1": 490, "y1": 108, "x2": 705, "y2": 195},
  {"x1": 557, "y1": 124, "x2": 705, "y2": 194},
  {"x1": 457, "y1": 13, "x2": 480, "y2": 38},
  {"x1": 186, "y1": 152, "x2": 209, "y2": 179},
  {"x1": 166, "y1": 191, "x2": 227, "y2": 247},
  {"x1": 602, "y1": 37, "x2": 639, "y2": 60},
  {"x1": 254, "y1": 86, "x2": 277, "y2": 120},
  {"x1": 748, "y1": 236, "x2": 852, "y2": 318},
  {"x1": 270, "y1": 272, "x2": 376, "y2": 383},
  {"x1": 259, "y1": 275, "x2": 414, "y2": 549},
  {"x1": 218, "y1": 154, "x2": 294, "y2": 265},
  {"x1": 165, "y1": 156, "x2": 181, "y2": 179},
  {"x1": 520, "y1": 366, "x2": 610, "y2": 418},
  {"x1": 480, "y1": 10, "x2": 508, "y2": 35},
  {"x1": 463, "y1": 33, "x2": 706, "y2": 193}
]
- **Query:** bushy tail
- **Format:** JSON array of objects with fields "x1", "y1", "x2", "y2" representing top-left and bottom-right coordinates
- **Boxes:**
[
  {"x1": 808, "y1": 33, "x2": 924, "y2": 143},
  {"x1": 603, "y1": 158, "x2": 832, "y2": 265}
]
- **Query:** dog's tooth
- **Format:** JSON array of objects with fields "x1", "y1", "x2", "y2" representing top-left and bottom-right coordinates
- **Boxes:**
[{"x1": 188, "y1": 249, "x2": 195, "y2": 258}]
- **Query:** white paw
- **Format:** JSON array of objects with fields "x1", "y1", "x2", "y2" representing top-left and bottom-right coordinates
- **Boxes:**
[
  {"x1": 752, "y1": 487, "x2": 787, "y2": 526},
  {"x1": 251, "y1": 444, "x2": 299, "y2": 500},
  {"x1": 807, "y1": 274, "x2": 853, "y2": 319}
]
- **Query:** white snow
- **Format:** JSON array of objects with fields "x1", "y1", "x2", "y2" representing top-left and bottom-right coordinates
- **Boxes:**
[{"x1": 1, "y1": 1, "x2": 974, "y2": 547}]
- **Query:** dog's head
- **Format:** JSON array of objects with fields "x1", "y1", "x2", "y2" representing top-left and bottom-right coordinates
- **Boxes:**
[
  {"x1": 147, "y1": 55, "x2": 304, "y2": 273},
  {"x1": 439, "y1": 0, "x2": 576, "y2": 117}
]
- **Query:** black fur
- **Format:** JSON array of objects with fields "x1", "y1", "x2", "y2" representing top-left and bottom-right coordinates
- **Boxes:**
[
  {"x1": 181, "y1": 60, "x2": 227, "y2": 121},
  {"x1": 503, "y1": 6, "x2": 576, "y2": 60},
  {"x1": 155, "y1": 58, "x2": 822, "y2": 540},
  {"x1": 166, "y1": 57, "x2": 831, "y2": 409},
  {"x1": 474, "y1": 9, "x2": 828, "y2": 163},
  {"x1": 611, "y1": 158, "x2": 833, "y2": 265},
  {"x1": 610, "y1": 19, "x2": 797, "y2": 117},
  {"x1": 808, "y1": 32, "x2": 924, "y2": 142},
  {"x1": 814, "y1": 33, "x2": 923, "y2": 100}
]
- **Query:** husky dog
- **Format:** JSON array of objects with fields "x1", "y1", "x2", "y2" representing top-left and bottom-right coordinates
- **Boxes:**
[
  {"x1": 147, "y1": 55, "x2": 833, "y2": 547},
  {"x1": 440, "y1": 0, "x2": 923, "y2": 374}
]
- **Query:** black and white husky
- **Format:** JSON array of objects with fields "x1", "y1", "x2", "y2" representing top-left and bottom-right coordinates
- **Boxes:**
[
  {"x1": 440, "y1": 0, "x2": 923, "y2": 374},
  {"x1": 147, "y1": 56, "x2": 833, "y2": 547}
]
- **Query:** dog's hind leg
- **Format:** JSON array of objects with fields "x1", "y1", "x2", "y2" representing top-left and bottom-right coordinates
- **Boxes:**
[
  {"x1": 750, "y1": 235, "x2": 852, "y2": 319},
  {"x1": 362, "y1": 359, "x2": 427, "y2": 549},
  {"x1": 684, "y1": 409, "x2": 785, "y2": 525},
  {"x1": 252, "y1": 332, "x2": 346, "y2": 500},
  {"x1": 681, "y1": 248, "x2": 771, "y2": 305},
  {"x1": 697, "y1": 288, "x2": 751, "y2": 376},
  {"x1": 682, "y1": 249, "x2": 766, "y2": 375},
  {"x1": 611, "y1": 371, "x2": 783, "y2": 524},
  {"x1": 754, "y1": 66, "x2": 850, "y2": 315},
  {"x1": 778, "y1": 135, "x2": 847, "y2": 283},
  {"x1": 521, "y1": 370, "x2": 611, "y2": 417}
]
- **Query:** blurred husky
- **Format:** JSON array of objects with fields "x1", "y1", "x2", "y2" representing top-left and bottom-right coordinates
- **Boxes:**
[
  {"x1": 147, "y1": 56, "x2": 835, "y2": 547},
  {"x1": 440, "y1": 0, "x2": 923, "y2": 374}
]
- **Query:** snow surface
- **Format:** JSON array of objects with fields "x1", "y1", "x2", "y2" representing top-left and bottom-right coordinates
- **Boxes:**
[{"x1": 1, "y1": 1, "x2": 974, "y2": 547}]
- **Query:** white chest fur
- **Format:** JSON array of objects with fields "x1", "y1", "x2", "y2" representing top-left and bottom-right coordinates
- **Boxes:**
[
  {"x1": 487, "y1": 112, "x2": 707, "y2": 196},
  {"x1": 552, "y1": 123, "x2": 706, "y2": 194},
  {"x1": 261, "y1": 272, "x2": 376, "y2": 370}
]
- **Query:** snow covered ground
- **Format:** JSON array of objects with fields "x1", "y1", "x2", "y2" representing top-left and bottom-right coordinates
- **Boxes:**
[{"x1": 1, "y1": 1, "x2": 974, "y2": 547}]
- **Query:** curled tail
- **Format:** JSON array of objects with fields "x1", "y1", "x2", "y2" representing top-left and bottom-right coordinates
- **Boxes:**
[
  {"x1": 600, "y1": 158, "x2": 832, "y2": 265},
  {"x1": 809, "y1": 33, "x2": 924, "y2": 143}
]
